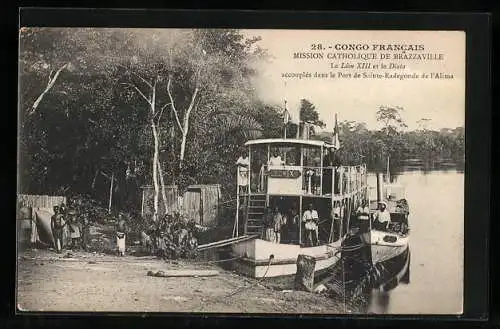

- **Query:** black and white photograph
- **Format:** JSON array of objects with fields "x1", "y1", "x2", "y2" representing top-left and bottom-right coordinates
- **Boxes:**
[{"x1": 17, "y1": 26, "x2": 465, "y2": 314}]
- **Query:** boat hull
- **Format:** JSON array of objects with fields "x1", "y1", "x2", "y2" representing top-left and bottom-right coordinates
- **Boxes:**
[
  {"x1": 231, "y1": 238, "x2": 342, "y2": 278},
  {"x1": 370, "y1": 229, "x2": 410, "y2": 265},
  {"x1": 373, "y1": 246, "x2": 411, "y2": 291}
]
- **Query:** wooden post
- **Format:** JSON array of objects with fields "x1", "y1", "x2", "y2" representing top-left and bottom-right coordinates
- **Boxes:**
[
  {"x1": 294, "y1": 254, "x2": 316, "y2": 292},
  {"x1": 328, "y1": 200, "x2": 335, "y2": 243},
  {"x1": 235, "y1": 164, "x2": 240, "y2": 237},
  {"x1": 376, "y1": 172, "x2": 384, "y2": 203},
  {"x1": 108, "y1": 172, "x2": 114, "y2": 213},
  {"x1": 141, "y1": 188, "x2": 145, "y2": 217},
  {"x1": 319, "y1": 145, "x2": 323, "y2": 196},
  {"x1": 266, "y1": 144, "x2": 270, "y2": 206},
  {"x1": 299, "y1": 195, "x2": 302, "y2": 245},
  {"x1": 339, "y1": 166, "x2": 343, "y2": 195},
  {"x1": 332, "y1": 164, "x2": 336, "y2": 196},
  {"x1": 386, "y1": 156, "x2": 390, "y2": 183},
  {"x1": 248, "y1": 146, "x2": 252, "y2": 196}
]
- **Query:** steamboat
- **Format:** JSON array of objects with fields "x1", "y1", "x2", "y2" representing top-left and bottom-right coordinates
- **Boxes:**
[{"x1": 230, "y1": 117, "x2": 370, "y2": 279}]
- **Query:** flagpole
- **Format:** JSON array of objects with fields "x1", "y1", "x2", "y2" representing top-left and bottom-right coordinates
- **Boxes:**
[
  {"x1": 284, "y1": 101, "x2": 287, "y2": 138},
  {"x1": 283, "y1": 81, "x2": 288, "y2": 139}
]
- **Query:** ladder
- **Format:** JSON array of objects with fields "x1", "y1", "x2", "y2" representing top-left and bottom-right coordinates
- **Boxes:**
[{"x1": 244, "y1": 194, "x2": 267, "y2": 236}]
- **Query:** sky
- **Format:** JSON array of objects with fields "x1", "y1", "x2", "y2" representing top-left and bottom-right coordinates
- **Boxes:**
[{"x1": 243, "y1": 30, "x2": 465, "y2": 132}]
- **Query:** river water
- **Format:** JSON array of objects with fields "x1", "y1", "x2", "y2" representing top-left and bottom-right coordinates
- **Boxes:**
[{"x1": 363, "y1": 169, "x2": 464, "y2": 314}]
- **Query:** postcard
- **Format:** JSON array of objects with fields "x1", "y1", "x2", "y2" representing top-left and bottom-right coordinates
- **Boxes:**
[{"x1": 17, "y1": 26, "x2": 466, "y2": 315}]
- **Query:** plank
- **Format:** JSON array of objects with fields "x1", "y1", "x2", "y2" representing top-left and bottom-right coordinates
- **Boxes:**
[
  {"x1": 197, "y1": 234, "x2": 258, "y2": 251},
  {"x1": 147, "y1": 270, "x2": 219, "y2": 277}
]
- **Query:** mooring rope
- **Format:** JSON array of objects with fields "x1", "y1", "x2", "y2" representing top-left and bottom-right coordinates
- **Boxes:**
[
  {"x1": 196, "y1": 255, "x2": 274, "y2": 312},
  {"x1": 224, "y1": 254, "x2": 274, "y2": 298}
]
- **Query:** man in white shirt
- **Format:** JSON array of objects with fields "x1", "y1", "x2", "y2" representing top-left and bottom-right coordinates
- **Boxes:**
[
  {"x1": 268, "y1": 150, "x2": 284, "y2": 166},
  {"x1": 373, "y1": 201, "x2": 391, "y2": 230},
  {"x1": 356, "y1": 200, "x2": 371, "y2": 243},
  {"x1": 236, "y1": 151, "x2": 249, "y2": 193},
  {"x1": 302, "y1": 203, "x2": 319, "y2": 246}
]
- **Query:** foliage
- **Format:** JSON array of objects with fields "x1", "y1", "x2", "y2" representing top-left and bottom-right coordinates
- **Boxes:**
[
  {"x1": 18, "y1": 28, "x2": 464, "y2": 221},
  {"x1": 299, "y1": 99, "x2": 325, "y2": 136},
  {"x1": 376, "y1": 105, "x2": 408, "y2": 136},
  {"x1": 316, "y1": 118, "x2": 464, "y2": 170},
  {"x1": 18, "y1": 28, "x2": 274, "y2": 207}
]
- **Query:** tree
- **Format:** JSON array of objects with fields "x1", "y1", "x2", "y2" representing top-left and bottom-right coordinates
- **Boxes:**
[
  {"x1": 19, "y1": 28, "x2": 128, "y2": 196},
  {"x1": 299, "y1": 99, "x2": 325, "y2": 136},
  {"x1": 374, "y1": 106, "x2": 408, "y2": 170},
  {"x1": 376, "y1": 105, "x2": 408, "y2": 135}
]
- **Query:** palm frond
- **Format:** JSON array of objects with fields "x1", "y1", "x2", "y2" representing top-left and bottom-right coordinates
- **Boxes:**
[{"x1": 218, "y1": 112, "x2": 263, "y2": 139}]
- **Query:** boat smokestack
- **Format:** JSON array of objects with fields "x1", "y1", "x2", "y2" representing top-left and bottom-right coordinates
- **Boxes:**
[{"x1": 376, "y1": 172, "x2": 384, "y2": 203}]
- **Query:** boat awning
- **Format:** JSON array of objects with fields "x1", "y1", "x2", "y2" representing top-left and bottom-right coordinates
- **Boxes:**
[{"x1": 245, "y1": 138, "x2": 337, "y2": 148}]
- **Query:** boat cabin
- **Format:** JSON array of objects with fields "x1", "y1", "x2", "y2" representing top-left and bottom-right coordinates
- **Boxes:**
[{"x1": 234, "y1": 138, "x2": 369, "y2": 246}]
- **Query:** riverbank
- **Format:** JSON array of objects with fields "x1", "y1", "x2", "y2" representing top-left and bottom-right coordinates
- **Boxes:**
[{"x1": 17, "y1": 249, "x2": 355, "y2": 313}]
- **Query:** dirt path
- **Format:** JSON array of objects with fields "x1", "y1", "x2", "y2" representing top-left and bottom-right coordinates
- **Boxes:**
[{"x1": 17, "y1": 249, "x2": 352, "y2": 313}]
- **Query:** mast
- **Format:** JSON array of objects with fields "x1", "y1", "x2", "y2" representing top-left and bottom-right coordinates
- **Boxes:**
[
  {"x1": 284, "y1": 100, "x2": 288, "y2": 139},
  {"x1": 386, "y1": 156, "x2": 390, "y2": 183}
]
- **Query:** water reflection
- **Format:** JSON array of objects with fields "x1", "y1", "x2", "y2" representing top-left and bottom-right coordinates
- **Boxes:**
[{"x1": 337, "y1": 238, "x2": 411, "y2": 314}]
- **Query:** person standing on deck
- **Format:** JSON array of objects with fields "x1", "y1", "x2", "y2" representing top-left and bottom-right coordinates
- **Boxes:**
[
  {"x1": 236, "y1": 151, "x2": 250, "y2": 194},
  {"x1": 50, "y1": 206, "x2": 66, "y2": 254},
  {"x1": 116, "y1": 213, "x2": 128, "y2": 256},
  {"x1": 373, "y1": 201, "x2": 391, "y2": 231},
  {"x1": 302, "y1": 203, "x2": 319, "y2": 246},
  {"x1": 268, "y1": 150, "x2": 284, "y2": 166},
  {"x1": 272, "y1": 206, "x2": 285, "y2": 244},
  {"x1": 263, "y1": 207, "x2": 275, "y2": 242},
  {"x1": 287, "y1": 207, "x2": 300, "y2": 244}
]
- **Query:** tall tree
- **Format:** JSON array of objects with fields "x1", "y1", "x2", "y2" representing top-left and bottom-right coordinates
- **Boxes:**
[
  {"x1": 299, "y1": 99, "x2": 325, "y2": 136},
  {"x1": 376, "y1": 105, "x2": 408, "y2": 135}
]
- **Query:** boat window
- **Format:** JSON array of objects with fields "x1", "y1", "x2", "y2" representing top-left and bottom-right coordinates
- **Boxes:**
[
  {"x1": 269, "y1": 145, "x2": 300, "y2": 166},
  {"x1": 302, "y1": 146, "x2": 322, "y2": 167}
]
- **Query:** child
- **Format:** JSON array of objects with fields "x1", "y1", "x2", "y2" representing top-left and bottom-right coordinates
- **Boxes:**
[
  {"x1": 186, "y1": 232, "x2": 198, "y2": 259},
  {"x1": 67, "y1": 209, "x2": 81, "y2": 250}
]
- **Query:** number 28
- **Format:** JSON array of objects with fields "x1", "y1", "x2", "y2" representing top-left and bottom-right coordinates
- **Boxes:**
[{"x1": 311, "y1": 44, "x2": 323, "y2": 50}]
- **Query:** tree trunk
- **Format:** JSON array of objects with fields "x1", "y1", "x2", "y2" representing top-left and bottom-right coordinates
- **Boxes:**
[
  {"x1": 178, "y1": 87, "x2": 199, "y2": 170},
  {"x1": 29, "y1": 63, "x2": 68, "y2": 115},
  {"x1": 151, "y1": 120, "x2": 160, "y2": 221},
  {"x1": 108, "y1": 172, "x2": 114, "y2": 214},
  {"x1": 294, "y1": 254, "x2": 316, "y2": 292},
  {"x1": 156, "y1": 157, "x2": 169, "y2": 215}
]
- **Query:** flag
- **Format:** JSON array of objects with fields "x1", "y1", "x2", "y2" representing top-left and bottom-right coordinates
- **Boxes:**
[
  {"x1": 283, "y1": 100, "x2": 290, "y2": 125},
  {"x1": 332, "y1": 113, "x2": 341, "y2": 149}
]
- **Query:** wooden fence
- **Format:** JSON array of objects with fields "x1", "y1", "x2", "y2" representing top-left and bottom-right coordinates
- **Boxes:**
[
  {"x1": 140, "y1": 185, "x2": 221, "y2": 227},
  {"x1": 17, "y1": 194, "x2": 67, "y2": 210},
  {"x1": 140, "y1": 185, "x2": 179, "y2": 217},
  {"x1": 17, "y1": 194, "x2": 66, "y2": 245},
  {"x1": 182, "y1": 184, "x2": 221, "y2": 227}
]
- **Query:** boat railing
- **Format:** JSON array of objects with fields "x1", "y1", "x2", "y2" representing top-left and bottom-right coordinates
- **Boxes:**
[{"x1": 242, "y1": 164, "x2": 368, "y2": 197}]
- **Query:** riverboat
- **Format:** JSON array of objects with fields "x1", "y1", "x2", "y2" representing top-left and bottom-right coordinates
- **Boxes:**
[
  {"x1": 369, "y1": 172, "x2": 410, "y2": 266},
  {"x1": 230, "y1": 120, "x2": 369, "y2": 279}
]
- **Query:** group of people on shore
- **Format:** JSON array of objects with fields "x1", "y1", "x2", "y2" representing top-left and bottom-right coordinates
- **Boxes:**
[
  {"x1": 50, "y1": 204, "x2": 91, "y2": 254},
  {"x1": 143, "y1": 214, "x2": 199, "y2": 260}
]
